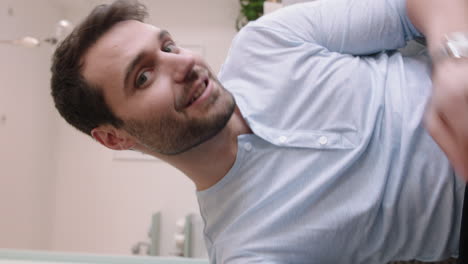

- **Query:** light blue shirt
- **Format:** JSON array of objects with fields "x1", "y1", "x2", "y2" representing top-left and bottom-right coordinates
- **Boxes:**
[{"x1": 197, "y1": 0, "x2": 466, "y2": 263}]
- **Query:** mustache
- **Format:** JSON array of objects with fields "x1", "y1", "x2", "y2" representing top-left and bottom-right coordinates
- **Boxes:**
[{"x1": 184, "y1": 67, "x2": 200, "y2": 83}]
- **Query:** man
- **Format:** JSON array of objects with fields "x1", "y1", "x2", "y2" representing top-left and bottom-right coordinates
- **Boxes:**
[{"x1": 50, "y1": 0, "x2": 468, "y2": 262}]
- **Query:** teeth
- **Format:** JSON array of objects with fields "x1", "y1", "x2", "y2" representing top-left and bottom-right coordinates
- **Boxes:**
[{"x1": 189, "y1": 80, "x2": 207, "y2": 105}]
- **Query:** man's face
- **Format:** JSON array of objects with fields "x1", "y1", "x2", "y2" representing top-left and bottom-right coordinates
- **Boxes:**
[{"x1": 82, "y1": 20, "x2": 235, "y2": 155}]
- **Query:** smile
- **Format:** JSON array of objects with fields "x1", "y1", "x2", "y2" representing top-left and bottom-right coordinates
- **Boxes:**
[{"x1": 186, "y1": 77, "x2": 212, "y2": 108}]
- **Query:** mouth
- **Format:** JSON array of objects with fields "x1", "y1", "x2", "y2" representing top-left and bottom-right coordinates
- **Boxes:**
[{"x1": 185, "y1": 76, "x2": 210, "y2": 108}]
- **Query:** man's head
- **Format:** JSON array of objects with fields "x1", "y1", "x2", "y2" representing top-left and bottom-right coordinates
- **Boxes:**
[{"x1": 51, "y1": 0, "x2": 235, "y2": 155}]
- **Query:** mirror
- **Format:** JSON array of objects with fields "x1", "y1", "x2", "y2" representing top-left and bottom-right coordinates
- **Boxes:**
[{"x1": 0, "y1": 0, "x2": 239, "y2": 258}]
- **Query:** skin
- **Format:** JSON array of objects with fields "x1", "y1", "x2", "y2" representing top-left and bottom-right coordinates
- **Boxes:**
[
  {"x1": 81, "y1": 20, "x2": 252, "y2": 190},
  {"x1": 407, "y1": 0, "x2": 468, "y2": 181}
]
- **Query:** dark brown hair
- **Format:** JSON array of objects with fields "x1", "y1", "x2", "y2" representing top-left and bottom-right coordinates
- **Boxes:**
[{"x1": 50, "y1": 0, "x2": 148, "y2": 136}]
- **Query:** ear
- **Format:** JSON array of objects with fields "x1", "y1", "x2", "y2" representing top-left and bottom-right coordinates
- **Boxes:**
[{"x1": 91, "y1": 125, "x2": 135, "y2": 150}]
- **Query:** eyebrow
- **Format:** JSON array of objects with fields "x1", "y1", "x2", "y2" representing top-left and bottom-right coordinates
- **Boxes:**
[{"x1": 123, "y1": 29, "x2": 171, "y2": 94}]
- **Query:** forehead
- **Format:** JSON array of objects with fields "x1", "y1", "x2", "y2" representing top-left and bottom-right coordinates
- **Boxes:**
[{"x1": 81, "y1": 20, "x2": 160, "y2": 93}]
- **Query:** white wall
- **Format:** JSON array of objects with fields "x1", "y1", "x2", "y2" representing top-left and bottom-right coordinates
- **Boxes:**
[
  {"x1": 0, "y1": 0, "x2": 62, "y2": 250},
  {"x1": 49, "y1": 0, "x2": 240, "y2": 257}
]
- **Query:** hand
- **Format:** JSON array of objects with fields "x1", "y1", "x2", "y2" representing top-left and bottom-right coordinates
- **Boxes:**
[{"x1": 425, "y1": 58, "x2": 468, "y2": 181}]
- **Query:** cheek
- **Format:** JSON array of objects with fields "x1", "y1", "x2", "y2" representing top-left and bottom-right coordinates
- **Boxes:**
[{"x1": 127, "y1": 85, "x2": 175, "y2": 119}]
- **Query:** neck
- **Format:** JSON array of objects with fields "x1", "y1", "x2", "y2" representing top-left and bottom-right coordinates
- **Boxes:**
[{"x1": 143, "y1": 107, "x2": 251, "y2": 191}]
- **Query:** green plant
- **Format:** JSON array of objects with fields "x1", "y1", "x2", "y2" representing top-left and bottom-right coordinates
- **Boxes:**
[{"x1": 237, "y1": 0, "x2": 265, "y2": 30}]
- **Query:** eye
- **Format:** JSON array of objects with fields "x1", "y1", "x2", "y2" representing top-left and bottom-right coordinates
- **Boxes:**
[
  {"x1": 135, "y1": 70, "x2": 153, "y2": 88},
  {"x1": 162, "y1": 42, "x2": 178, "y2": 53}
]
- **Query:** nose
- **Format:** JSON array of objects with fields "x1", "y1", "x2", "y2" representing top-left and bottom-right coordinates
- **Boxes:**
[{"x1": 170, "y1": 52, "x2": 196, "y2": 83}]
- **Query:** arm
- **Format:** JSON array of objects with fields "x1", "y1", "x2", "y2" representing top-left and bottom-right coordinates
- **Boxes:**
[
  {"x1": 256, "y1": 0, "x2": 422, "y2": 55},
  {"x1": 407, "y1": 0, "x2": 468, "y2": 181}
]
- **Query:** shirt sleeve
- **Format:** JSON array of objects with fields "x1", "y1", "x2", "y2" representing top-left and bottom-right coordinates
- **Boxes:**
[{"x1": 252, "y1": 0, "x2": 423, "y2": 56}]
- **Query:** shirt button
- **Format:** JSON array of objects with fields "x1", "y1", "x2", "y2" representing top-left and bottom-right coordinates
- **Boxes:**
[
  {"x1": 318, "y1": 136, "x2": 328, "y2": 145},
  {"x1": 279, "y1": 136, "x2": 287, "y2": 143},
  {"x1": 244, "y1": 142, "x2": 252, "y2": 151}
]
